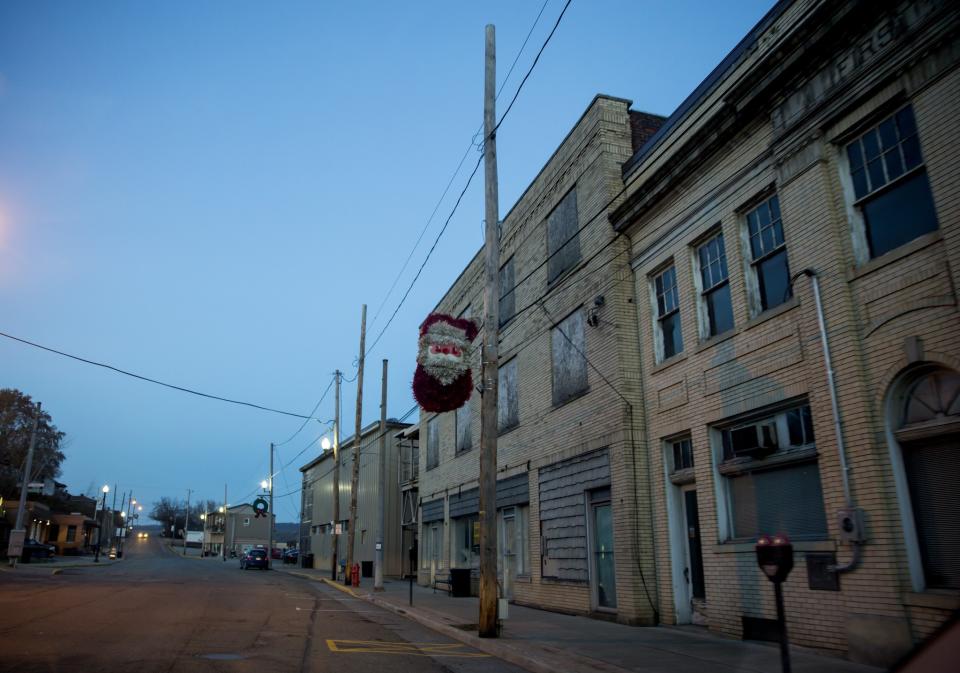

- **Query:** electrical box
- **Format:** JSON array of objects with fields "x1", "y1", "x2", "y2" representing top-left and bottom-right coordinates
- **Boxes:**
[{"x1": 837, "y1": 508, "x2": 866, "y2": 543}]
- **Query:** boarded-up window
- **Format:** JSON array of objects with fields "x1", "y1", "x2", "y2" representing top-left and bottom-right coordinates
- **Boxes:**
[
  {"x1": 498, "y1": 358, "x2": 518, "y2": 432},
  {"x1": 538, "y1": 450, "x2": 610, "y2": 581},
  {"x1": 426, "y1": 417, "x2": 439, "y2": 470},
  {"x1": 547, "y1": 188, "x2": 580, "y2": 284},
  {"x1": 499, "y1": 257, "x2": 515, "y2": 327},
  {"x1": 456, "y1": 398, "x2": 472, "y2": 453},
  {"x1": 552, "y1": 309, "x2": 587, "y2": 405}
]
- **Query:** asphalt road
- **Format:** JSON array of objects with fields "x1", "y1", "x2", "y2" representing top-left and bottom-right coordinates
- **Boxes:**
[{"x1": 0, "y1": 537, "x2": 523, "y2": 673}]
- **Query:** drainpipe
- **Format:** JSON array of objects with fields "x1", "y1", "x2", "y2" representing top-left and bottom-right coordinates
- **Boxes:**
[{"x1": 796, "y1": 269, "x2": 862, "y2": 573}]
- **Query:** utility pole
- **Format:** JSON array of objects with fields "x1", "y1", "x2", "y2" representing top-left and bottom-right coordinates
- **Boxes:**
[
  {"x1": 478, "y1": 23, "x2": 501, "y2": 638},
  {"x1": 347, "y1": 304, "x2": 367, "y2": 583},
  {"x1": 223, "y1": 483, "x2": 228, "y2": 562},
  {"x1": 8, "y1": 401, "x2": 41, "y2": 568},
  {"x1": 331, "y1": 370, "x2": 342, "y2": 580},
  {"x1": 183, "y1": 488, "x2": 193, "y2": 556},
  {"x1": 375, "y1": 358, "x2": 388, "y2": 591},
  {"x1": 118, "y1": 491, "x2": 128, "y2": 555},
  {"x1": 269, "y1": 442, "x2": 275, "y2": 570}
]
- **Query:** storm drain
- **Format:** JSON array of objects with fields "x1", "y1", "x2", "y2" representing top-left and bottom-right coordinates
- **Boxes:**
[{"x1": 197, "y1": 653, "x2": 245, "y2": 661}]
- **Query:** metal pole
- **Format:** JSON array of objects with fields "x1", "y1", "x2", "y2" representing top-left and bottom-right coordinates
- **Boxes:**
[
  {"x1": 95, "y1": 489, "x2": 107, "y2": 563},
  {"x1": 223, "y1": 483, "x2": 228, "y2": 562},
  {"x1": 183, "y1": 489, "x2": 192, "y2": 556},
  {"x1": 269, "y1": 442, "x2": 274, "y2": 570},
  {"x1": 478, "y1": 22, "x2": 501, "y2": 639},
  {"x1": 347, "y1": 305, "x2": 367, "y2": 583},
  {"x1": 375, "y1": 358, "x2": 388, "y2": 591},
  {"x1": 331, "y1": 370, "x2": 341, "y2": 580},
  {"x1": 9, "y1": 402, "x2": 41, "y2": 568},
  {"x1": 774, "y1": 581, "x2": 792, "y2": 673}
]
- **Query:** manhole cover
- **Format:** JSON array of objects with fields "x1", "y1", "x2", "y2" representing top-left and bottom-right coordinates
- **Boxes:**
[{"x1": 197, "y1": 653, "x2": 245, "y2": 661}]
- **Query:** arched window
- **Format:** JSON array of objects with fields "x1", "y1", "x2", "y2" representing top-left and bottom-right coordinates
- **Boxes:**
[{"x1": 894, "y1": 367, "x2": 960, "y2": 591}]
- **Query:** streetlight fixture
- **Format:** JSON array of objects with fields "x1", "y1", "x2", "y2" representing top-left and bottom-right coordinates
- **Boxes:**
[
  {"x1": 321, "y1": 437, "x2": 332, "y2": 451},
  {"x1": 260, "y1": 479, "x2": 269, "y2": 491},
  {"x1": 95, "y1": 485, "x2": 109, "y2": 563}
]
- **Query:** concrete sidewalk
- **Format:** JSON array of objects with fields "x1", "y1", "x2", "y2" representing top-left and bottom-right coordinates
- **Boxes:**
[
  {"x1": 276, "y1": 566, "x2": 882, "y2": 673},
  {"x1": 1, "y1": 554, "x2": 119, "y2": 573}
]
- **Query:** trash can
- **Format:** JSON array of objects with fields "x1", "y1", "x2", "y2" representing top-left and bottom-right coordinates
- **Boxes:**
[
  {"x1": 301, "y1": 553, "x2": 314, "y2": 569},
  {"x1": 450, "y1": 568, "x2": 471, "y2": 597}
]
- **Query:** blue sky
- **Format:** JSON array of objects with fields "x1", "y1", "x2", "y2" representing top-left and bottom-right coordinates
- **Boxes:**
[{"x1": 0, "y1": 0, "x2": 774, "y2": 522}]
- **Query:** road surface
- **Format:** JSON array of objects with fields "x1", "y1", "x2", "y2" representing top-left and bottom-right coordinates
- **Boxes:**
[{"x1": 0, "y1": 536, "x2": 522, "y2": 673}]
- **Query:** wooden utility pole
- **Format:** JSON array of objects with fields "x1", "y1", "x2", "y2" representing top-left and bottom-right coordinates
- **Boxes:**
[
  {"x1": 479, "y1": 23, "x2": 501, "y2": 638},
  {"x1": 331, "y1": 369, "x2": 341, "y2": 580},
  {"x1": 269, "y1": 442, "x2": 275, "y2": 569},
  {"x1": 347, "y1": 304, "x2": 367, "y2": 581},
  {"x1": 375, "y1": 358, "x2": 388, "y2": 591},
  {"x1": 223, "y1": 483, "x2": 228, "y2": 562}
]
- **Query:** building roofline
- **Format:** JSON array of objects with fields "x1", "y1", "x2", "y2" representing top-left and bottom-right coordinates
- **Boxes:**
[
  {"x1": 298, "y1": 419, "x2": 411, "y2": 472},
  {"x1": 620, "y1": 0, "x2": 792, "y2": 179}
]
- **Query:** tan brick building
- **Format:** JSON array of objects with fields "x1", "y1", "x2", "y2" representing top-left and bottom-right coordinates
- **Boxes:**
[
  {"x1": 610, "y1": 0, "x2": 959, "y2": 666},
  {"x1": 417, "y1": 95, "x2": 665, "y2": 624}
]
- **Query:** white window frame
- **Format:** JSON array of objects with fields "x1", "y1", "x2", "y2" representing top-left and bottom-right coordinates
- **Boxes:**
[
  {"x1": 649, "y1": 262, "x2": 683, "y2": 363},
  {"x1": 690, "y1": 229, "x2": 733, "y2": 341},
  {"x1": 739, "y1": 193, "x2": 791, "y2": 317}
]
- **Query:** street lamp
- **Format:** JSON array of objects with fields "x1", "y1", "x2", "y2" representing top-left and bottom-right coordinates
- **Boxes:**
[
  {"x1": 95, "y1": 485, "x2": 109, "y2": 563},
  {"x1": 260, "y1": 480, "x2": 269, "y2": 491},
  {"x1": 321, "y1": 437, "x2": 332, "y2": 451}
]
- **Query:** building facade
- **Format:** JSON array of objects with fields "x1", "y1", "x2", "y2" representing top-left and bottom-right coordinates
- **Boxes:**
[
  {"x1": 610, "y1": 0, "x2": 959, "y2": 666},
  {"x1": 221, "y1": 504, "x2": 273, "y2": 556},
  {"x1": 417, "y1": 95, "x2": 665, "y2": 623},
  {"x1": 300, "y1": 420, "x2": 409, "y2": 578}
]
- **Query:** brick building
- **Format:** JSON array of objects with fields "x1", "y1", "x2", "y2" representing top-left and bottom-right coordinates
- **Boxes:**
[
  {"x1": 416, "y1": 95, "x2": 665, "y2": 623},
  {"x1": 609, "y1": 0, "x2": 959, "y2": 666}
]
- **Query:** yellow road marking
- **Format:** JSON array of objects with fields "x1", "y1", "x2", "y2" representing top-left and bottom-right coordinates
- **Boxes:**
[{"x1": 326, "y1": 639, "x2": 488, "y2": 657}]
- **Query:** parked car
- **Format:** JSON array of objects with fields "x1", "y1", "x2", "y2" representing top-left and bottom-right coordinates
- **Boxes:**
[
  {"x1": 282, "y1": 548, "x2": 299, "y2": 564},
  {"x1": 271, "y1": 547, "x2": 283, "y2": 560},
  {"x1": 21, "y1": 538, "x2": 56, "y2": 561},
  {"x1": 240, "y1": 548, "x2": 268, "y2": 570}
]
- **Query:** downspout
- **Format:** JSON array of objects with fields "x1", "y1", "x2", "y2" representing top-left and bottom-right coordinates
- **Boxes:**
[{"x1": 797, "y1": 269, "x2": 862, "y2": 573}]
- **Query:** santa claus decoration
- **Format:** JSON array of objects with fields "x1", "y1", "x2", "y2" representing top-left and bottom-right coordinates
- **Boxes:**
[{"x1": 413, "y1": 313, "x2": 479, "y2": 413}]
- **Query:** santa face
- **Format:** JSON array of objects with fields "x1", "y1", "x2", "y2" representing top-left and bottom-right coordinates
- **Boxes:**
[{"x1": 418, "y1": 319, "x2": 472, "y2": 386}]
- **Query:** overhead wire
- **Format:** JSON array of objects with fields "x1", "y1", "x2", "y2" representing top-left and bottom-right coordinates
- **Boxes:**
[
  {"x1": 0, "y1": 330, "x2": 321, "y2": 421},
  {"x1": 366, "y1": 0, "x2": 553, "y2": 336},
  {"x1": 363, "y1": 0, "x2": 572, "y2": 358},
  {"x1": 274, "y1": 375, "x2": 335, "y2": 446}
]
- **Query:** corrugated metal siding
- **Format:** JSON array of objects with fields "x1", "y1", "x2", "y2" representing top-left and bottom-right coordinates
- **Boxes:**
[
  {"x1": 421, "y1": 498, "x2": 444, "y2": 523},
  {"x1": 538, "y1": 449, "x2": 610, "y2": 582},
  {"x1": 496, "y1": 473, "x2": 530, "y2": 508},
  {"x1": 449, "y1": 488, "x2": 479, "y2": 518}
]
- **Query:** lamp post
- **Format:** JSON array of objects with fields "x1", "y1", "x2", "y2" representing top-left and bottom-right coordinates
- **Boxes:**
[
  {"x1": 94, "y1": 485, "x2": 109, "y2": 562},
  {"x1": 756, "y1": 534, "x2": 794, "y2": 673}
]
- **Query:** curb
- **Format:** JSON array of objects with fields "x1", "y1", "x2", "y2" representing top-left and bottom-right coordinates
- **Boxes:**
[{"x1": 285, "y1": 573, "x2": 633, "y2": 673}]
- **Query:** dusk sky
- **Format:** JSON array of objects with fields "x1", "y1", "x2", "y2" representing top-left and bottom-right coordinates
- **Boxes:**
[{"x1": 0, "y1": 1, "x2": 773, "y2": 522}]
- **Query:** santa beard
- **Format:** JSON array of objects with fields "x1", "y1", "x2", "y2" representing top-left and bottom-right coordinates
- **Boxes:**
[{"x1": 413, "y1": 365, "x2": 473, "y2": 413}]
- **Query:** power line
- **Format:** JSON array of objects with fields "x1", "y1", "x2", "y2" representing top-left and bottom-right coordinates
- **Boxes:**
[
  {"x1": 0, "y1": 330, "x2": 320, "y2": 421},
  {"x1": 364, "y1": 1, "x2": 570, "y2": 358},
  {"x1": 366, "y1": 0, "x2": 552, "y2": 336},
  {"x1": 274, "y1": 375, "x2": 335, "y2": 446}
]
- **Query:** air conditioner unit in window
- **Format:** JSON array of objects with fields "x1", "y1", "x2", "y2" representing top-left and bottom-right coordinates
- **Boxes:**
[{"x1": 729, "y1": 420, "x2": 778, "y2": 458}]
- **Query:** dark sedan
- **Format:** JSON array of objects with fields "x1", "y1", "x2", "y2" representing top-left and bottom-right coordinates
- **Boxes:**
[
  {"x1": 21, "y1": 538, "x2": 56, "y2": 561},
  {"x1": 239, "y1": 548, "x2": 268, "y2": 570}
]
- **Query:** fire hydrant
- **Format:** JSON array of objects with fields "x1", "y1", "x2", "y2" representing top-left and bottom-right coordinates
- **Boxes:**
[{"x1": 351, "y1": 563, "x2": 360, "y2": 587}]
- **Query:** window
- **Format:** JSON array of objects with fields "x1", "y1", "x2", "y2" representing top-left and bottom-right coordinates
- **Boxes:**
[
  {"x1": 695, "y1": 232, "x2": 734, "y2": 337},
  {"x1": 422, "y1": 523, "x2": 441, "y2": 569},
  {"x1": 547, "y1": 188, "x2": 580, "y2": 284},
  {"x1": 653, "y1": 265, "x2": 683, "y2": 360},
  {"x1": 744, "y1": 195, "x2": 791, "y2": 313},
  {"x1": 498, "y1": 358, "x2": 518, "y2": 432},
  {"x1": 717, "y1": 403, "x2": 827, "y2": 541},
  {"x1": 552, "y1": 308, "x2": 588, "y2": 405},
  {"x1": 671, "y1": 438, "x2": 694, "y2": 471},
  {"x1": 243, "y1": 517, "x2": 250, "y2": 527},
  {"x1": 455, "y1": 398, "x2": 472, "y2": 453},
  {"x1": 426, "y1": 416, "x2": 439, "y2": 470},
  {"x1": 499, "y1": 257, "x2": 515, "y2": 327},
  {"x1": 845, "y1": 105, "x2": 938, "y2": 259},
  {"x1": 453, "y1": 515, "x2": 480, "y2": 568},
  {"x1": 66, "y1": 525, "x2": 77, "y2": 542},
  {"x1": 500, "y1": 505, "x2": 530, "y2": 578}
]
